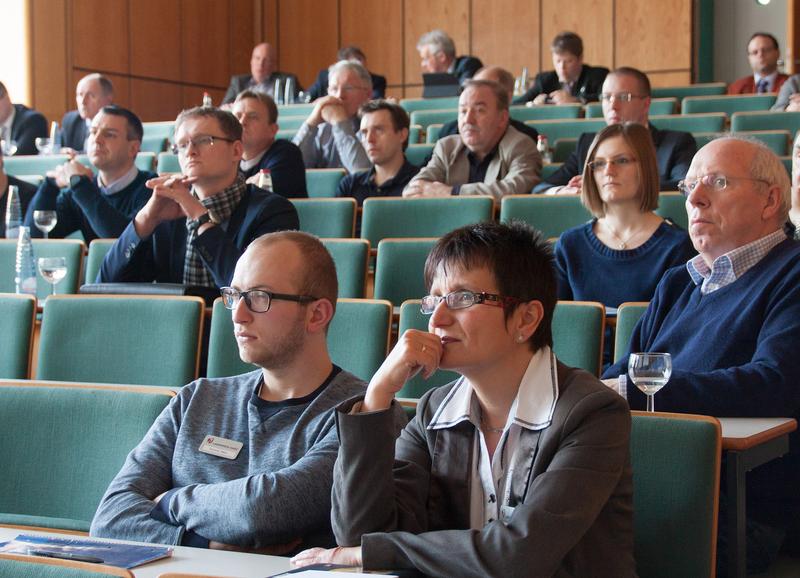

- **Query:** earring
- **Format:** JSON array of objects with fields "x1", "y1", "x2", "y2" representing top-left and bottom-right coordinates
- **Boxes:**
[{"x1": 517, "y1": 334, "x2": 525, "y2": 342}]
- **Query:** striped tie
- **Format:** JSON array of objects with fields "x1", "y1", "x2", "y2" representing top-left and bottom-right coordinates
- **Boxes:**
[{"x1": 757, "y1": 79, "x2": 769, "y2": 93}]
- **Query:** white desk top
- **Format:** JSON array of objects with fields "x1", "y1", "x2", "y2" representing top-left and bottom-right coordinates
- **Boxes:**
[{"x1": 718, "y1": 417, "x2": 797, "y2": 450}]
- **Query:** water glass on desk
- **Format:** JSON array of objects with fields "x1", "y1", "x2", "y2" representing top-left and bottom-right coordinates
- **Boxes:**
[
  {"x1": 35, "y1": 137, "x2": 53, "y2": 155},
  {"x1": 628, "y1": 352, "x2": 672, "y2": 412},
  {"x1": 38, "y1": 257, "x2": 67, "y2": 296},
  {"x1": 0, "y1": 138, "x2": 17, "y2": 156},
  {"x1": 33, "y1": 210, "x2": 58, "y2": 239}
]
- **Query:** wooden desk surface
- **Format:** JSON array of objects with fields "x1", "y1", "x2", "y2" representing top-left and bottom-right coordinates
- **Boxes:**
[{"x1": 718, "y1": 417, "x2": 797, "y2": 451}]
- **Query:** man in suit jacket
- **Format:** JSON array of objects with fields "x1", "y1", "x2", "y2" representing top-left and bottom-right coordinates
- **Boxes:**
[
  {"x1": 417, "y1": 29, "x2": 482, "y2": 86},
  {"x1": 728, "y1": 32, "x2": 788, "y2": 95},
  {"x1": 61, "y1": 73, "x2": 114, "y2": 152},
  {"x1": 404, "y1": 79, "x2": 541, "y2": 201},
  {"x1": 222, "y1": 43, "x2": 301, "y2": 105},
  {"x1": 535, "y1": 67, "x2": 696, "y2": 193},
  {"x1": 306, "y1": 46, "x2": 387, "y2": 102},
  {"x1": 514, "y1": 31, "x2": 608, "y2": 105},
  {"x1": 0, "y1": 81, "x2": 48, "y2": 156}
]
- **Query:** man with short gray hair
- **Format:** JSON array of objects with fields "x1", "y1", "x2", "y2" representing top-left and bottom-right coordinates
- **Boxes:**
[
  {"x1": 417, "y1": 29, "x2": 482, "y2": 86},
  {"x1": 61, "y1": 73, "x2": 114, "y2": 152}
]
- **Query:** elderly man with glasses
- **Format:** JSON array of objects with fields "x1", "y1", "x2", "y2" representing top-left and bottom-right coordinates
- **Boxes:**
[
  {"x1": 534, "y1": 66, "x2": 697, "y2": 194},
  {"x1": 99, "y1": 106, "x2": 297, "y2": 287},
  {"x1": 604, "y1": 136, "x2": 800, "y2": 576}
]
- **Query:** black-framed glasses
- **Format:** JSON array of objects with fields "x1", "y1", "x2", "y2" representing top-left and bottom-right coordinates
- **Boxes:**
[
  {"x1": 420, "y1": 291, "x2": 522, "y2": 315},
  {"x1": 220, "y1": 287, "x2": 317, "y2": 313},
  {"x1": 677, "y1": 174, "x2": 771, "y2": 197},
  {"x1": 171, "y1": 135, "x2": 236, "y2": 155},
  {"x1": 587, "y1": 156, "x2": 637, "y2": 171},
  {"x1": 599, "y1": 92, "x2": 647, "y2": 103}
]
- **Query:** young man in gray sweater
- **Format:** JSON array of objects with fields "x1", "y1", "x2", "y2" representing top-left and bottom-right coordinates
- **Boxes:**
[{"x1": 91, "y1": 231, "x2": 375, "y2": 552}]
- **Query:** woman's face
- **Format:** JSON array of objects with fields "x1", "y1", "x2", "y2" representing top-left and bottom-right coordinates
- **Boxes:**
[{"x1": 590, "y1": 135, "x2": 641, "y2": 207}]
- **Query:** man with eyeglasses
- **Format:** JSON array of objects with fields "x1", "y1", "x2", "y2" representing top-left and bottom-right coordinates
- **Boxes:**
[
  {"x1": 93, "y1": 231, "x2": 400, "y2": 552},
  {"x1": 292, "y1": 60, "x2": 371, "y2": 173},
  {"x1": 24, "y1": 105, "x2": 154, "y2": 241},
  {"x1": 604, "y1": 136, "x2": 800, "y2": 575},
  {"x1": 99, "y1": 107, "x2": 298, "y2": 287},
  {"x1": 728, "y1": 33, "x2": 788, "y2": 95},
  {"x1": 533, "y1": 67, "x2": 696, "y2": 194}
]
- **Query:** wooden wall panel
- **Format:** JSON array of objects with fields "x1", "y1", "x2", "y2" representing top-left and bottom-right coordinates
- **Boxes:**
[
  {"x1": 31, "y1": 0, "x2": 69, "y2": 123},
  {"x1": 615, "y1": 0, "x2": 692, "y2": 73},
  {"x1": 130, "y1": 0, "x2": 181, "y2": 81},
  {"x1": 278, "y1": 0, "x2": 338, "y2": 89},
  {"x1": 71, "y1": 0, "x2": 129, "y2": 73},
  {"x1": 180, "y1": 0, "x2": 230, "y2": 88},
  {"x1": 182, "y1": 86, "x2": 227, "y2": 110},
  {"x1": 647, "y1": 71, "x2": 693, "y2": 87},
  {"x1": 230, "y1": 0, "x2": 257, "y2": 79},
  {"x1": 540, "y1": 0, "x2": 614, "y2": 71},
  {"x1": 261, "y1": 0, "x2": 279, "y2": 59},
  {"x1": 471, "y1": 0, "x2": 540, "y2": 79},
  {"x1": 130, "y1": 79, "x2": 182, "y2": 123},
  {"x1": 340, "y1": 0, "x2": 404, "y2": 88},
  {"x1": 404, "y1": 0, "x2": 470, "y2": 87}
]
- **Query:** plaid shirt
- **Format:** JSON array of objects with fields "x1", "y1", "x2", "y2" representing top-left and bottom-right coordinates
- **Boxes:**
[{"x1": 686, "y1": 228, "x2": 788, "y2": 294}]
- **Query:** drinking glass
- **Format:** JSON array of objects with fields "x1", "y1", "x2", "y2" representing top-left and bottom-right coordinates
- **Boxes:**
[
  {"x1": 628, "y1": 352, "x2": 672, "y2": 412},
  {"x1": 35, "y1": 137, "x2": 52, "y2": 155},
  {"x1": 38, "y1": 257, "x2": 67, "y2": 296},
  {"x1": 33, "y1": 210, "x2": 58, "y2": 239},
  {"x1": 0, "y1": 138, "x2": 17, "y2": 156}
]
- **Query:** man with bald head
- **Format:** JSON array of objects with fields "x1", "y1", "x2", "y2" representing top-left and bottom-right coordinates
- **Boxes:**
[
  {"x1": 222, "y1": 43, "x2": 301, "y2": 105},
  {"x1": 604, "y1": 137, "x2": 800, "y2": 575},
  {"x1": 61, "y1": 73, "x2": 114, "y2": 152}
]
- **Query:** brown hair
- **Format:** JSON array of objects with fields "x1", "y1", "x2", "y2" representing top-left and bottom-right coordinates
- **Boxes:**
[
  {"x1": 235, "y1": 90, "x2": 279, "y2": 124},
  {"x1": 175, "y1": 106, "x2": 243, "y2": 141}
]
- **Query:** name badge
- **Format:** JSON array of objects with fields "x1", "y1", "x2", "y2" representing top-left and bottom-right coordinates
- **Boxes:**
[{"x1": 199, "y1": 435, "x2": 243, "y2": 460}]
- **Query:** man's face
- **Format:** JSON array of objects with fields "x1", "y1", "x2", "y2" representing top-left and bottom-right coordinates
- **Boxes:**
[
  {"x1": 748, "y1": 35, "x2": 779, "y2": 76},
  {"x1": 233, "y1": 97, "x2": 277, "y2": 154},
  {"x1": 359, "y1": 109, "x2": 407, "y2": 166},
  {"x1": 230, "y1": 240, "x2": 310, "y2": 369},
  {"x1": 457, "y1": 85, "x2": 509, "y2": 158},
  {"x1": 419, "y1": 45, "x2": 447, "y2": 74},
  {"x1": 174, "y1": 116, "x2": 242, "y2": 186},
  {"x1": 328, "y1": 69, "x2": 371, "y2": 118},
  {"x1": 250, "y1": 43, "x2": 277, "y2": 84},
  {"x1": 601, "y1": 74, "x2": 650, "y2": 126},
  {"x1": 87, "y1": 111, "x2": 138, "y2": 173},
  {"x1": 76, "y1": 77, "x2": 112, "y2": 121},
  {"x1": 552, "y1": 51, "x2": 583, "y2": 84}
]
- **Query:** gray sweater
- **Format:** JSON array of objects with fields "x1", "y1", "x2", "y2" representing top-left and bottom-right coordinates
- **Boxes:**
[{"x1": 90, "y1": 367, "x2": 367, "y2": 549}]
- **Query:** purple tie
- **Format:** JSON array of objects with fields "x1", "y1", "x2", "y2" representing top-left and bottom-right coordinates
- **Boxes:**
[{"x1": 757, "y1": 79, "x2": 769, "y2": 93}]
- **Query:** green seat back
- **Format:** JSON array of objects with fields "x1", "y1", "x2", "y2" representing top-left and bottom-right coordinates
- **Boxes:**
[
  {"x1": 500, "y1": 195, "x2": 591, "y2": 239},
  {"x1": 541, "y1": 163, "x2": 563, "y2": 180},
  {"x1": 631, "y1": 413, "x2": 720, "y2": 578},
  {"x1": 409, "y1": 124, "x2": 421, "y2": 145},
  {"x1": 361, "y1": 197, "x2": 494, "y2": 248},
  {"x1": 613, "y1": 302, "x2": 648, "y2": 363},
  {"x1": 306, "y1": 168, "x2": 346, "y2": 198},
  {"x1": 15, "y1": 175, "x2": 44, "y2": 186},
  {"x1": 291, "y1": 198, "x2": 355, "y2": 237},
  {"x1": 585, "y1": 98, "x2": 677, "y2": 118},
  {"x1": 276, "y1": 129, "x2": 297, "y2": 141},
  {"x1": 410, "y1": 110, "x2": 457, "y2": 130},
  {"x1": 85, "y1": 239, "x2": 116, "y2": 283},
  {"x1": 374, "y1": 238, "x2": 437, "y2": 307},
  {"x1": 400, "y1": 97, "x2": 460, "y2": 113},
  {"x1": 74, "y1": 153, "x2": 155, "y2": 173},
  {"x1": 526, "y1": 118, "x2": 607, "y2": 142},
  {"x1": 396, "y1": 299, "x2": 461, "y2": 398},
  {"x1": 323, "y1": 238, "x2": 369, "y2": 298},
  {"x1": 0, "y1": 384, "x2": 173, "y2": 531},
  {"x1": 142, "y1": 120, "x2": 175, "y2": 141},
  {"x1": 156, "y1": 152, "x2": 181, "y2": 174},
  {"x1": 139, "y1": 136, "x2": 168, "y2": 154},
  {"x1": 277, "y1": 115, "x2": 308, "y2": 130},
  {"x1": 509, "y1": 104, "x2": 582, "y2": 121},
  {"x1": 681, "y1": 94, "x2": 776, "y2": 115},
  {"x1": 0, "y1": 295, "x2": 36, "y2": 379},
  {"x1": 0, "y1": 239, "x2": 85, "y2": 299},
  {"x1": 656, "y1": 192, "x2": 688, "y2": 229},
  {"x1": 730, "y1": 111, "x2": 800, "y2": 136},
  {"x1": 206, "y1": 298, "x2": 258, "y2": 378},
  {"x1": 552, "y1": 301, "x2": 605, "y2": 376},
  {"x1": 278, "y1": 103, "x2": 316, "y2": 117},
  {"x1": 649, "y1": 113, "x2": 725, "y2": 133},
  {"x1": 406, "y1": 144, "x2": 434, "y2": 167},
  {"x1": 37, "y1": 295, "x2": 203, "y2": 387},
  {"x1": 426, "y1": 124, "x2": 444, "y2": 143},
  {"x1": 651, "y1": 83, "x2": 727, "y2": 99},
  {"x1": 0, "y1": 555, "x2": 133, "y2": 577},
  {"x1": 733, "y1": 130, "x2": 790, "y2": 155},
  {"x1": 3, "y1": 155, "x2": 70, "y2": 177},
  {"x1": 552, "y1": 138, "x2": 577, "y2": 162}
]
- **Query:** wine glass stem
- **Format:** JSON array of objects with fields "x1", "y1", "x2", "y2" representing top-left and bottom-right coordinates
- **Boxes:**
[
  {"x1": 43, "y1": 232, "x2": 48, "y2": 240},
  {"x1": 51, "y1": 283, "x2": 56, "y2": 296},
  {"x1": 647, "y1": 393, "x2": 655, "y2": 413}
]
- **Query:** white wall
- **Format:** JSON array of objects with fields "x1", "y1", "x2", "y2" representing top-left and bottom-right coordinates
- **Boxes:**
[{"x1": 0, "y1": 0, "x2": 30, "y2": 103}]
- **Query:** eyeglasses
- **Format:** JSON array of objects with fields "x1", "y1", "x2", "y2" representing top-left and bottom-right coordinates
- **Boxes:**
[
  {"x1": 677, "y1": 174, "x2": 771, "y2": 196},
  {"x1": 171, "y1": 135, "x2": 236, "y2": 155},
  {"x1": 587, "y1": 156, "x2": 637, "y2": 171},
  {"x1": 599, "y1": 92, "x2": 647, "y2": 103},
  {"x1": 420, "y1": 291, "x2": 522, "y2": 315},
  {"x1": 220, "y1": 287, "x2": 317, "y2": 313}
]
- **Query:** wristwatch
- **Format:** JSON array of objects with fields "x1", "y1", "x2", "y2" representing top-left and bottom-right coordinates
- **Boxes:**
[{"x1": 188, "y1": 210, "x2": 219, "y2": 232}]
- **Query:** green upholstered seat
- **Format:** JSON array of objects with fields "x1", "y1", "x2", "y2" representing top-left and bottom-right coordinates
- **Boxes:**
[
  {"x1": 275, "y1": 129, "x2": 297, "y2": 141},
  {"x1": 651, "y1": 82, "x2": 727, "y2": 100},
  {"x1": 291, "y1": 198, "x2": 355, "y2": 238},
  {"x1": 613, "y1": 301, "x2": 649, "y2": 363},
  {"x1": 74, "y1": 153, "x2": 155, "y2": 173},
  {"x1": 278, "y1": 103, "x2": 317, "y2": 117},
  {"x1": 499, "y1": 194, "x2": 591, "y2": 239},
  {"x1": 276, "y1": 115, "x2": 308, "y2": 130},
  {"x1": 323, "y1": 238, "x2": 370, "y2": 298},
  {"x1": 206, "y1": 298, "x2": 257, "y2": 379},
  {"x1": 361, "y1": 196, "x2": 494, "y2": 249},
  {"x1": 649, "y1": 113, "x2": 726, "y2": 133},
  {"x1": 142, "y1": 120, "x2": 175, "y2": 141},
  {"x1": 373, "y1": 238, "x2": 437, "y2": 307},
  {"x1": 0, "y1": 294, "x2": 36, "y2": 379},
  {"x1": 406, "y1": 144, "x2": 434, "y2": 167},
  {"x1": 681, "y1": 94, "x2": 776, "y2": 115},
  {"x1": 14, "y1": 175, "x2": 44, "y2": 186},
  {"x1": 425, "y1": 124, "x2": 443, "y2": 143},
  {"x1": 37, "y1": 295, "x2": 203, "y2": 387},
  {"x1": 585, "y1": 98, "x2": 677, "y2": 118},
  {"x1": 306, "y1": 168, "x2": 346, "y2": 198},
  {"x1": 656, "y1": 192, "x2": 688, "y2": 229},
  {"x1": 730, "y1": 111, "x2": 800, "y2": 136},
  {"x1": 509, "y1": 104, "x2": 582, "y2": 121},
  {"x1": 0, "y1": 239, "x2": 85, "y2": 299},
  {"x1": 400, "y1": 96, "x2": 460, "y2": 113},
  {"x1": 139, "y1": 136, "x2": 168, "y2": 153},
  {"x1": 84, "y1": 238, "x2": 116, "y2": 283},
  {"x1": 410, "y1": 109, "x2": 457, "y2": 130},
  {"x1": 541, "y1": 163, "x2": 563, "y2": 180},
  {"x1": 156, "y1": 151, "x2": 180, "y2": 174},
  {"x1": 2, "y1": 154, "x2": 70, "y2": 177},
  {"x1": 409, "y1": 124, "x2": 422, "y2": 145},
  {"x1": 630, "y1": 412, "x2": 720, "y2": 578},
  {"x1": 552, "y1": 301, "x2": 605, "y2": 376},
  {"x1": 552, "y1": 138, "x2": 577, "y2": 162},
  {"x1": 525, "y1": 118, "x2": 607, "y2": 142},
  {"x1": 0, "y1": 383, "x2": 174, "y2": 532},
  {"x1": 731, "y1": 130, "x2": 789, "y2": 155},
  {"x1": 0, "y1": 553, "x2": 135, "y2": 577}
]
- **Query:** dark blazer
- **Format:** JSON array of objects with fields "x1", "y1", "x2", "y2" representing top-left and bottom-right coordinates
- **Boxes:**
[
  {"x1": 60, "y1": 110, "x2": 88, "y2": 152},
  {"x1": 10, "y1": 104, "x2": 48, "y2": 156},
  {"x1": 451, "y1": 55, "x2": 483, "y2": 86},
  {"x1": 534, "y1": 124, "x2": 697, "y2": 193},
  {"x1": 306, "y1": 69, "x2": 387, "y2": 102},
  {"x1": 222, "y1": 73, "x2": 302, "y2": 105},
  {"x1": 332, "y1": 361, "x2": 636, "y2": 577},
  {"x1": 239, "y1": 139, "x2": 308, "y2": 198},
  {"x1": 0, "y1": 176, "x2": 37, "y2": 237},
  {"x1": 99, "y1": 185, "x2": 299, "y2": 287},
  {"x1": 727, "y1": 74, "x2": 789, "y2": 95},
  {"x1": 514, "y1": 64, "x2": 609, "y2": 105}
]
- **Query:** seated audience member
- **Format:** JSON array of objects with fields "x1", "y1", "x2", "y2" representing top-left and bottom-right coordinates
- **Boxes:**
[
  {"x1": 404, "y1": 79, "x2": 541, "y2": 200},
  {"x1": 99, "y1": 107, "x2": 298, "y2": 288},
  {"x1": 514, "y1": 32, "x2": 608, "y2": 106},
  {"x1": 232, "y1": 90, "x2": 307, "y2": 198},
  {"x1": 0, "y1": 155, "x2": 36, "y2": 237},
  {"x1": 293, "y1": 61, "x2": 371, "y2": 173},
  {"x1": 24, "y1": 106, "x2": 154, "y2": 241},
  {"x1": 535, "y1": 67, "x2": 696, "y2": 193},
  {"x1": 791, "y1": 131, "x2": 800, "y2": 239},
  {"x1": 92, "y1": 231, "x2": 386, "y2": 551},
  {"x1": 221, "y1": 43, "x2": 301, "y2": 105},
  {"x1": 336, "y1": 100, "x2": 418, "y2": 206},
  {"x1": 306, "y1": 46, "x2": 387, "y2": 102},
  {"x1": 61, "y1": 73, "x2": 114, "y2": 153},
  {"x1": 0, "y1": 81, "x2": 48, "y2": 156},
  {"x1": 772, "y1": 72, "x2": 800, "y2": 111},
  {"x1": 292, "y1": 221, "x2": 636, "y2": 577},
  {"x1": 604, "y1": 136, "x2": 800, "y2": 575},
  {"x1": 728, "y1": 32, "x2": 788, "y2": 95},
  {"x1": 417, "y1": 29, "x2": 483, "y2": 86}
]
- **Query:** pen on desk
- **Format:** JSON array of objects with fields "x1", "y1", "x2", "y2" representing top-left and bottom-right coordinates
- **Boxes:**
[{"x1": 28, "y1": 549, "x2": 105, "y2": 564}]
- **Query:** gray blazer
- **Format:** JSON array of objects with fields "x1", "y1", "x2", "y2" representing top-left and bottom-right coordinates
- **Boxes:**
[
  {"x1": 772, "y1": 74, "x2": 800, "y2": 111},
  {"x1": 333, "y1": 362, "x2": 637, "y2": 578},
  {"x1": 407, "y1": 124, "x2": 542, "y2": 200}
]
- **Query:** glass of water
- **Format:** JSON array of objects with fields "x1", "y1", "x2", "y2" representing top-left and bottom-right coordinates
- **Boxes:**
[
  {"x1": 628, "y1": 352, "x2": 672, "y2": 412},
  {"x1": 38, "y1": 257, "x2": 67, "y2": 296},
  {"x1": 33, "y1": 210, "x2": 58, "y2": 239},
  {"x1": 1, "y1": 138, "x2": 18, "y2": 156},
  {"x1": 35, "y1": 137, "x2": 52, "y2": 155}
]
